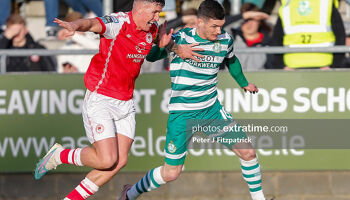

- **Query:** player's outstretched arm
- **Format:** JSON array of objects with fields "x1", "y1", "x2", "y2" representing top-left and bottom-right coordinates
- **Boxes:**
[
  {"x1": 54, "y1": 18, "x2": 102, "y2": 39},
  {"x1": 227, "y1": 56, "x2": 259, "y2": 94}
]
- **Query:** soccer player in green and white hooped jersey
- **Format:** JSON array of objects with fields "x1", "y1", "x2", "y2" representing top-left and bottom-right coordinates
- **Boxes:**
[{"x1": 119, "y1": 1, "x2": 267, "y2": 200}]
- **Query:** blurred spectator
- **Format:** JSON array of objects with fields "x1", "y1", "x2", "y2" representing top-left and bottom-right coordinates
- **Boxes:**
[
  {"x1": 181, "y1": 8, "x2": 198, "y2": 28},
  {"x1": 167, "y1": 5, "x2": 268, "y2": 33},
  {"x1": 56, "y1": 12, "x2": 99, "y2": 73},
  {"x1": 167, "y1": 8, "x2": 198, "y2": 32},
  {"x1": 44, "y1": 0, "x2": 103, "y2": 38},
  {"x1": 231, "y1": 3, "x2": 271, "y2": 71},
  {"x1": 0, "y1": 0, "x2": 11, "y2": 31},
  {"x1": 270, "y1": 0, "x2": 345, "y2": 70},
  {"x1": 0, "y1": 14, "x2": 56, "y2": 72}
]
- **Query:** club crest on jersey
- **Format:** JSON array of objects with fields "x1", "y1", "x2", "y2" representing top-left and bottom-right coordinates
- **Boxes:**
[
  {"x1": 96, "y1": 124, "x2": 104, "y2": 134},
  {"x1": 168, "y1": 141, "x2": 177, "y2": 153},
  {"x1": 135, "y1": 42, "x2": 147, "y2": 53},
  {"x1": 146, "y1": 33, "x2": 153, "y2": 44},
  {"x1": 213, "y1": 42, "x2": 221, "y2": 53}
]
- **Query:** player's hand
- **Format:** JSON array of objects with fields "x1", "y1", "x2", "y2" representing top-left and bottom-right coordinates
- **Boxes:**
[
  {"x1": 242, "y1": 11, "x2": 269, "y2": 21},
  {"x1": 243, "y1": 83, "x2": 259, "y2": 94},
  {"x1": 176, "y1": 43, "x2": 204, "y2": 62},
  {"x1": 54, "y1": 18, "x2": 78, "y2": 38},
  {"x1": 158, "y1": 21, "x2": 174, "y2": 48}
]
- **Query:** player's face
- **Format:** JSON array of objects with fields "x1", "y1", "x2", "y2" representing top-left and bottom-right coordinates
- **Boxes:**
[
  {"x1": 137, "y1": 2, "x2": 163, "y2": 31},
  {"x1": 197, "y1": 17, "x2": 225, "y2": 41}
]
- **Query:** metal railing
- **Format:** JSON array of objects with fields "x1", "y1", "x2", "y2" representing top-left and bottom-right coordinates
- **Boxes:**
[{"x1": 1, "y1": 46, "x2": 350, "y2": 74}]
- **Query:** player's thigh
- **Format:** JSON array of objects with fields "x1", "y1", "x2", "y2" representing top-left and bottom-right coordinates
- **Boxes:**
[
  {"x1": 207, "y1": 105, "x2": 248, "y2": 150},
  {"x1": 92, "y1": 137, "x2": 118, "y2": 160},
  {"x1": 82, "y1": 91, "x2": 117, "y2": 144},
  {"x1": 164, "y1": 113, "x2": 188, "y2": 166},
  {"x1": 114, "y1": 111, "x2": 136, "y2": 140}
]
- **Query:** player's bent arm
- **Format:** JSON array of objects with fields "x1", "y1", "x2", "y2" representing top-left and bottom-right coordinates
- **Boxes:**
[
  {"x1": 146, "y1": 45, "x2": 168, "y2": 62},
  {"x1": 71, "y1": 18, "x2": 102, "y2": 33},
  {"x1": 227, "y1": 55, "x2": 248, "y2": 88}
]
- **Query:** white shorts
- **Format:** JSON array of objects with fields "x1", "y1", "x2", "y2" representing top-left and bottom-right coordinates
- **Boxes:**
[{"x1": 82, "y1": 90, "x2": 136, "y2": 144}]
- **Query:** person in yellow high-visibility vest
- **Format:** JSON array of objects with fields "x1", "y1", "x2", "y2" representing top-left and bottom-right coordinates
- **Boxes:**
[{"x1": 269, "y1": 0, "x2": 345, "y2": 70}]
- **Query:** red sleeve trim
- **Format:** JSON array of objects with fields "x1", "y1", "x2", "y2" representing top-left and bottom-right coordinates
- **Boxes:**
[{"x1": 96, "y1": 17, "x2": 106, "y2": 35}]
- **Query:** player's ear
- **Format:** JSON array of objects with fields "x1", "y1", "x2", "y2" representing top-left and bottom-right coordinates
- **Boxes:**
[{"x1": 198, "y1": 18, "x2": 204, "y2": 27}]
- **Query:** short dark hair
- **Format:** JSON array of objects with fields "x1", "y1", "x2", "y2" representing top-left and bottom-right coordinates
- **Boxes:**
[
  {"x1": 134, "y1": 0, "x2": 165, "y2": 7},
  {"x1": 6, "y1": 14, "x2": 26, "y2": 26},
  {"x1": 198, "y1": 0, "x2": 225, "y2": 20}
]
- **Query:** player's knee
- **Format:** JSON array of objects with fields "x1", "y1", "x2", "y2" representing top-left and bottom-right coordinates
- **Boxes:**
[
  {"x1": 163, "y1": 168, "x2": 181, "y2": 182},
  {"x1": 99, "y1": 154, "x2": 118, "y2": 169},
  {"x1": 163, "y1": 172, "x2": 180, "y2": 182},
  {"x1": 240, "y1": 149, "x2": 256, "y2": 161},
  {"x1": 117, "y1": 157, "x2": 128, "y2": 169}
]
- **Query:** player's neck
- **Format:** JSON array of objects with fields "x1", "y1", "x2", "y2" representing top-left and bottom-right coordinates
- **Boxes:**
[
  {"x1": 196, "y1": 28, "x2": 208, "y2": 41},
  {"x1": 131, "y1": 10, "x2": 140, "y2": 30}
]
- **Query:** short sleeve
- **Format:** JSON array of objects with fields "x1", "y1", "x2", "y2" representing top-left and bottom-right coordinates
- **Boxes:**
[{"x1": 96, "y1": 13, "x2": 128, "y2": 39}]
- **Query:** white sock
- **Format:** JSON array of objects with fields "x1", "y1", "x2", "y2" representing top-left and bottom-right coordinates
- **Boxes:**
[{"x1": 240, "y1": 157, "x2": 265, "y2": 200}]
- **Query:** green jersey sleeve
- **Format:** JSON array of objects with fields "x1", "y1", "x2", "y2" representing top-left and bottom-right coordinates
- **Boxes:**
[
  {"x1": 226, "y1": 55, "x2": 248, "y2": 88},
  {"x1": 146, "y1": 45, "x2": 168, "y2": 62}
]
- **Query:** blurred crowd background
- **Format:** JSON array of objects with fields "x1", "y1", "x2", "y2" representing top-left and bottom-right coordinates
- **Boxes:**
[{"x1": 1, "y1": 0, "x2": 350, "y2": 73}]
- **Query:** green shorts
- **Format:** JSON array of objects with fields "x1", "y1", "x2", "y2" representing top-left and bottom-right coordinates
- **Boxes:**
[{"x1": 164, "y1": 101, "x2": 247, "y2": 166}]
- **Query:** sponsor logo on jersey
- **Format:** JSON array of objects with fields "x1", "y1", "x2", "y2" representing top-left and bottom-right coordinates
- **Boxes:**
[
  {"x1": 146, "y1": 33, "x2": 153, "y2": 43},
  {"x1": 127, "y1": 54, "x2": 146, "y2": 59},
  {"x1": 135, "y1": 42, "x2": 147, "y2": 53},
  {"x1": 127, "y1": 53, "x2": 146, "y2": 63},
  {"x1": 101, "y1": 15, "x2": 119, "y2": 24}
]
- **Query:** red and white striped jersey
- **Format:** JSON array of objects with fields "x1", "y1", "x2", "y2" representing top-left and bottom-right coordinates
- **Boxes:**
[{"x1": 84, "y1": 12, "x2": 158, "y2": 100}]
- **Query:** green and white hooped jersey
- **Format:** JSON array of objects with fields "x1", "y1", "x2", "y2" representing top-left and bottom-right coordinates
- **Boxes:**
[{"x1": 169, "y1": 28, "x2": 234, "y2": 112}]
